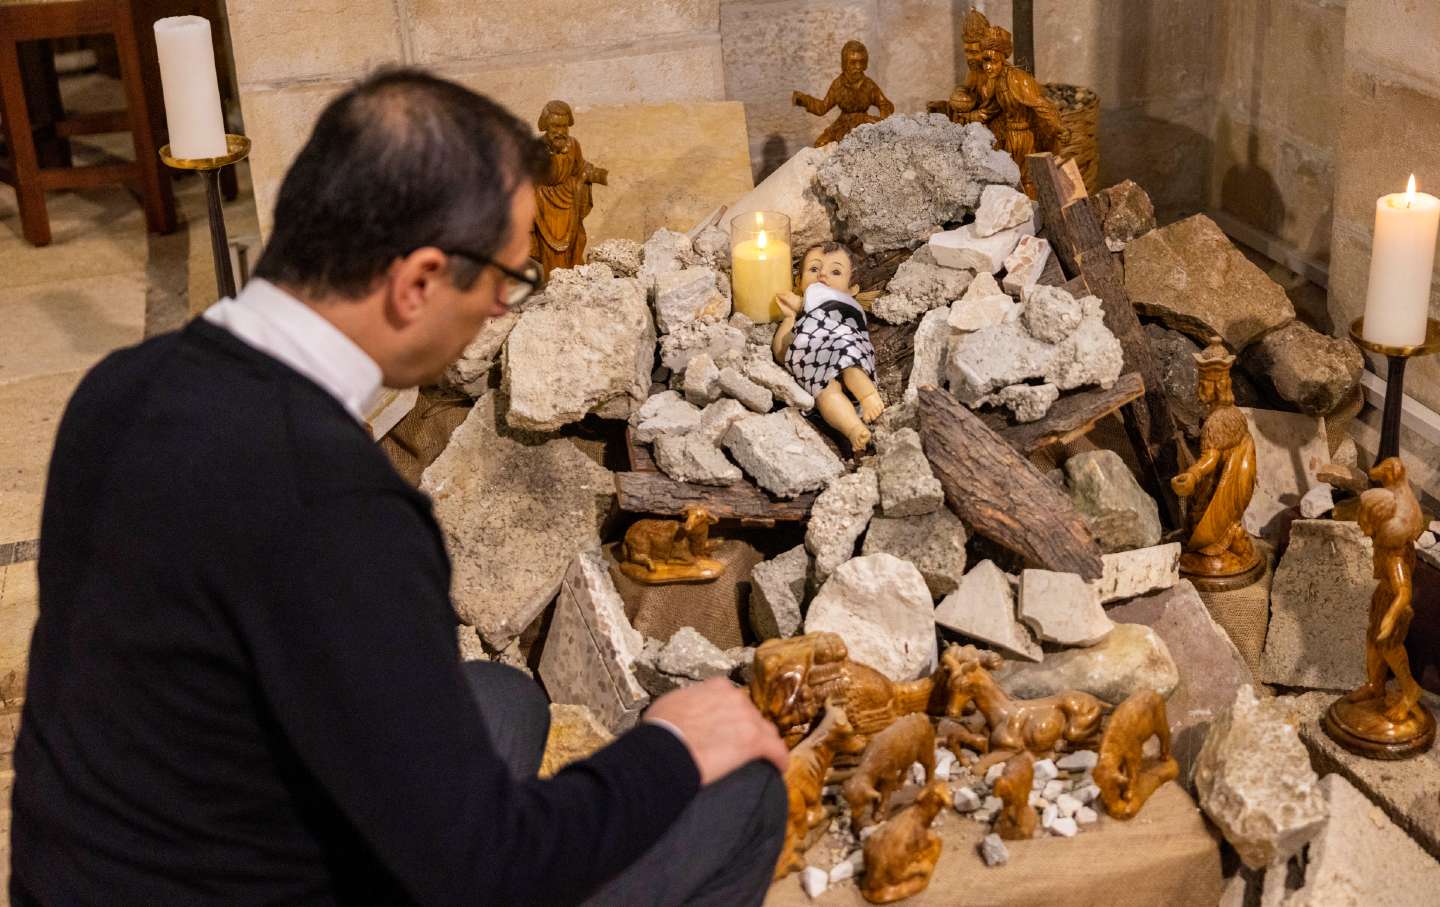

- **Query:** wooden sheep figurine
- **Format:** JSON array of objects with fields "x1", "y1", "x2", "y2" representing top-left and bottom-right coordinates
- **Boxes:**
[
  {"x1": 842, "y1": 713, "x2": 935, "y2": 829},
  {"x1": 860, "y1": 781, "x2": 951, "y2": 904},
  {"x1": 1094, "y1": 689, "x2": 1178, "y2": 819},
  {"x1": 993, "y1": 751, "x2": 1037, "y2": 840},
  {"x1": 774, "y1": 704, "x2": 864, "y2": 879},
  {"x1": 617, "y1": 506, "x2": 722, "y2": 584}
]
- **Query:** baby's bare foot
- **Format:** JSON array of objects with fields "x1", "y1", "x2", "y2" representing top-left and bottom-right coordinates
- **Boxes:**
[
  {"x1": 858, "y1": 392, "x2": 885, "y2": 423},
  {"x1": 847, "y1": 424, "x2": 873, "y2": 453}
]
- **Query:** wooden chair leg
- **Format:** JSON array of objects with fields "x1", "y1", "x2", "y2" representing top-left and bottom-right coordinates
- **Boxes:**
[
  {"x1": 0, "y1": 37, "x2": 52, "y2": 246},
  {"x1": 20, "y1": 40, "x2": 72, "y2": 169},
  {"x1": 113, "y1": 2, "x2": 175, "y2": 235}
]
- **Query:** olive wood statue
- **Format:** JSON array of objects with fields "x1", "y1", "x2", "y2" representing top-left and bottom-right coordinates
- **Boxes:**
[
  {"x1": 792, "y1": 40, "x2": 894, "y2": 147},
  {"x1": 976, "y1": 26, "x2": 1067, "y2": 197},
  {"x1": 617, "y1": 507, "x2": 722, "y2": 584},
  {"x1": 1094, "y1": 689, "x2": 1178, "y2": 819},
  {"x1": 859, "y1": 781, "x2": 951, "y2": 905},
  {"x1": 775, "y1": 704, "x2": 864, "y2": 879},
  {"x1": 993, "y1": 751, "x2": 1038, "y2": 840},
  {"x1": 1324, "y1": 457, "x2": 1436, "y2": 759},
  {"x1": 532, "y1": 100, "x2": 608, "y2": 278},
  {"x1": 842, "y1": 713, "x2": 936, "y2": 830}
]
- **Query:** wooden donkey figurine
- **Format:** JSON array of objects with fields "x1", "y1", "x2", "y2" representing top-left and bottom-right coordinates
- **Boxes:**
[{"x1": 775, "y1": 703, "x2": 864, "y2": 879}]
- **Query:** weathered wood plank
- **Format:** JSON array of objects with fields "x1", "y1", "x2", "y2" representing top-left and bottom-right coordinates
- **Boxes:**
[
  {"x1": 998, "y1": 372, "x2": 1145, "y2": 456},
  {"x1": 615, "y1": 472, "x2": 814, "y2": 522}
]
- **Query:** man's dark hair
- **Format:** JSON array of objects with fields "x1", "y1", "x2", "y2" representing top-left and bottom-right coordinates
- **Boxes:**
[{"x1": 253, "y1": 68, "x2": 548, "y2": 298}]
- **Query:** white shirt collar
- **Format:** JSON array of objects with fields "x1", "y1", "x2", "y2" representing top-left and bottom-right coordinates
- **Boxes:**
[{"x1": 203, "y1": 279, "x2": 384, "y2": 423}]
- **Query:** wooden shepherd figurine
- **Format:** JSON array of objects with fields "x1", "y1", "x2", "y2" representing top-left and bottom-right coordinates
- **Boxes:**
[
  {"x1": 532, "y1": 100, "x2": 608, "y2": 279},
  {"x1": 1324, "y1": 457, "x2": 1436, "y2": 759},
  {"x1": 976, "y1": 25, "x2": 1068, "y2": 197},
  {"x1": 792, "y1": 40, "x2": 894, "y2": 147}
]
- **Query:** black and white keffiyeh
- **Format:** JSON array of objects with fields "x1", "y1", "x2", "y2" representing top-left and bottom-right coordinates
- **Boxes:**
[{"x1": 785, "y1": 284, "x2": 877, "y2": 398}]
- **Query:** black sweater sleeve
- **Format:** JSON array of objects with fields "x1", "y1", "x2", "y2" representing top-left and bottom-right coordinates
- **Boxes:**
[{"x1": 238, "y1": 488, "x2": 699, "y2": 905}]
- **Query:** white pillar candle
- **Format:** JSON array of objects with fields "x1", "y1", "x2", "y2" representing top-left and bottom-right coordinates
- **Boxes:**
[
  {"x1": 1362, "y1": 175, "x2": 1439, "y2": 348},
  {"x1": 153, "y1": 16, "x2": 227, "y2": 159}
]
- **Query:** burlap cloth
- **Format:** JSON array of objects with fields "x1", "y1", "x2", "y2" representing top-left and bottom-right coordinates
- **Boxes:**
[
  {"x1": 378, "y1": 389, "x2": 473, "y2": 486},
  {"x1": 1195, "y1": 541, "x2": 1275, "y2": 687},
  {"x1": 604, "y1": 539, "x2": 765, "y2": 650}
]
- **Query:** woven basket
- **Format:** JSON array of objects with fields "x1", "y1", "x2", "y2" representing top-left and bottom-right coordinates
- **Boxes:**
[{"x1": 1044, "y1": 83, "x2": 1100, "y2": 193}]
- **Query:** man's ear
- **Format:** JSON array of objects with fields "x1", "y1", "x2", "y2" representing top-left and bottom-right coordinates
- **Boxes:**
[{"x1": 386, "y1": 247, "x2": 448, "y2": 325}]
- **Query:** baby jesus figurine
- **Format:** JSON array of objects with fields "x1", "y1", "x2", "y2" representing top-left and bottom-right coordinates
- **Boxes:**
[{"x1": 772, "y1": 243, "x2": 884, "y2": 452}]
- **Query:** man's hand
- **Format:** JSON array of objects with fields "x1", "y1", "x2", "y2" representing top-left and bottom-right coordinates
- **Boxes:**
[{"x1": 646, "y1": 678, "x2": 789, "y2": 785}]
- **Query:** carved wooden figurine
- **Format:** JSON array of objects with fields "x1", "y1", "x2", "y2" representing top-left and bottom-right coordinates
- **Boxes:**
[
  {"x1": 1170, "y1": 343, "x2": 1262, "y2": 588},
  {"x1": 842, "y1": 713, "x2": 936, "y2": 830},
  {"x1": 1094, "y1": 689, "x2": 1178, "y2": 819},
  {"x1": 977, "y1": 25, "x2": 1067, "y2": 197},
  {"x1": 532, "y1": 100, "x2": 608, "y2": 279},
  {"x1": 793, "y1": 40, "x2": 894, "y2": 146},
  {"x1": 1324, "y1": 457, "x2": 1436, "y2": 759},
  {"x1": 617, "y1": 506, "x2": 722, "y2": 584},
  {"x1": 994, "y1": 751, "x2": 1038, "y2": 840},
  {"x1": 859, "y1": 781, "x2": 951, "y2": 905},
  {"x1": 928, "y1": 8, "x2": 1000, "y2": 127},
  {"x1": 775, "y1": 704, "x2": 863, "y2": 879}
]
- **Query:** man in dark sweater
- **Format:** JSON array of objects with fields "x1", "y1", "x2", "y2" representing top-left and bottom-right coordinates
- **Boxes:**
[{"x1": 11, "y1": 70, "x2": 788, "y2": 905}]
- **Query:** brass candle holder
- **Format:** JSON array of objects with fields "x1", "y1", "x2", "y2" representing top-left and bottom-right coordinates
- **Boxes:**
[
  {"x1": 1349, "y1": 316, "x2": 1440, "y2": 461},
  {"x1": 159, "y1": 134, "x2": 251, "y2": 301}
]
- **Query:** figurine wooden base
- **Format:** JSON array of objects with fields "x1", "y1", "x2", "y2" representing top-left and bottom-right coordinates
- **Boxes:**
[
  {"x1": 1181, "y1": 553, "x2": 1265, "y2": 593},
  {"x1": 616, "y1": 558, "x2": 723, "y2": 585},
  {"x1": 1324, "y1": 694, "x2": 1437, "y2": 760}
]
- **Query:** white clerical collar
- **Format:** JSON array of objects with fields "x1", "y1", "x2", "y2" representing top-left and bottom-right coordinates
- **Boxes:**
[{"x1": 203, "y1": 279, "x2": 384, "y2": 423}]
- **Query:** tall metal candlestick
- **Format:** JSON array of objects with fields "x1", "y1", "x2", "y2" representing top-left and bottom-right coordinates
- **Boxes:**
[
  {"x1": 1350, "y1": 316, "x2": 1440, "y2": 461},
  {"x1": 160, "y1": 135, "x2": 250, "y2": 300}
]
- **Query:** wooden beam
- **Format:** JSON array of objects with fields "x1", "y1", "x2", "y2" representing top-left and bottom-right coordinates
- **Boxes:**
[
  {"x1": 997, "y1": 372, "x2": 1145, "y2": 456},
  {"x1": 614, "y1": 472, "x2": 814, "y2": 523},
  {"x1": 919, "y1": 385, "x2": 1105, "y2": 579}
]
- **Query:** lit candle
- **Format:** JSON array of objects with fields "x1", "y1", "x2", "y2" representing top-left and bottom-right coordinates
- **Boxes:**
[
  {"x1": 153, "y1": 16, "x2": 227, "y2": 159},
  {"x1": 1362, "y1": 174, "x2": 1439, "y2": 348},
  {"x1": 730, "y1": 211, "x2": 793, "y2": 323}
]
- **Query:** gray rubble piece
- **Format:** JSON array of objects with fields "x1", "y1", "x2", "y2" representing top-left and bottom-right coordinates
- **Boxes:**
[
  {"x1": 638, "y1": 227, "x2": 700, "y2": 289},
  {"x1": 974, "y1": 184, "x2": 1035, "y2": 238},
  {"x1": 1241, "y1": 408, "x2": 1330, "y2": 539},
  {"x1": 1089, "y1": 543, "x2": 1181, "y2": 604},
  {"x1": 718, "y1": 366, "x2": 774, "y2": 413},
  {"x1": 726, "y1": 144, "x2": 838, "y2": 253},
  {"x1": 657, "y1": 627, "x2": 737, "y2": 680},
  {"x1": 934, "y1": 560, "x2": 1041, "y2": 661},
  {"x1": 1261, "y1": 520, "x2": 1374, "y2": 691},
  {"x1": 979, "y1": 833, "x2": 1010, "y2": 866},
  {"x1": 631, "y1": 637, "x2": 682, "y2": 697},
  {"x1": 1194, "y1": 685, "x2": 1328, "y2": 870},
  {"x1": 800, "y1": 866, "x2": 828, "y2": 899},
  {"x1": 658, "y1": 318, "x2": 747, "y2": 373},
  {"x1": 749, "y1": 544, "x2": 811, "y2": 640},
  {"x1": 948, "y1": 271, "x2": 1017, "y2": 332},
  {"x1": 1022, "y1": 284, "x2": 1085, "y2": 343},
  {"x1": 442, "y1": 311, "x2": 518, "y2": 396},
  {"x1": 742, "y1": 349, "x2": 815, "y2": 410},
  {"x1": 1124, "y1": 214, "x2": 1295, "y2": 350},
  {"x1": 905, "y1": 306, "x2": 953, "y2": 403},
  {"x1": 1063, "y1": 449, "x2": 1163, "y2": 554},
  {"x1": 1299, "y1": 483, "x2": 1335, "y2": 518},
  {"x1": 421, "y1": 393, "x2": 614, "y2": 647},
  {"x1": 1057, "y1": 750, "x2": 1098, "y2": 772},
  {"x1": 1096, "y1": 180, "x2": 1156, "y2": 250},
  {"x1": 806, "y1": 468, "x2": 881, "y2": 585},
  {"x1": 537, "y1": 550, "x2": 651, "y2": 732},
  {"x1": 723, "y1": 409, "x2": 846, "y2": 498},
  {"x1": 1001, "y1": 234, "x2": 1051, "y2": 298},
  {"x1": 1018, "y1": 569, "x2": 1115, "y2": 646},
  {"x1": 805, "y1": 553, "x2": 939, "y2": 681},
  {"x1": 653, "y1": 432, "x2": 743, "y2": 486},
  {"x1": 929, "y1": 219, "x2": 1034, "y2": 273},
  {"x1": 654, "y1": 267, "x2": 729, "y2": 334},
  {"x1": 872, "y1": 246, "x2": 976, "y2": 325},
  {"x1": 630, "y1": 390, "x2": 702, "y2": 443},
  {"x1": 995, "y1": 623, "x2": 1178, "y2": 704},
  {"x1": 504, "y1": 270, "x2": 654, "y2": 430},
  {"x1": 690, "y1": 224, "x2": 730, "y2": 269},
  {"x1": 993, "y1": 383, "x2": 1060, "y2": 423},
  {"x1": 695, "y1": 398, "x2": 749, "y2": 445},
  {"x1": 586, "y1": 237, "x2": 644, "y2": 277},
  {"x1": 1240, "y1": 319, "x2": 1364, "y2": 416},
  {"x1": 876, "y1": 427, "x2": 944, "y2": 517},
  {"x1": 457, "y1": 626, "x2": 488, "y2": 662},
  {"x1": 683, "y1": 352, "x2": 722, "y2": 405},
  {"x1": 814, "y1": 116, "x2": 1019, "y2": 253},
  {"x1": 862, "y1": 509, "x2": 969, "y2": 598}
]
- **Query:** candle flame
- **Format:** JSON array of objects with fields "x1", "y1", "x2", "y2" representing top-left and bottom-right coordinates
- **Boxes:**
[
  {"x1": 756, "y1": 229, "x2": 768, "y2": 250},
  {"x1": 1406, "y1": 174, "x2": 1418, "y2": 207}
]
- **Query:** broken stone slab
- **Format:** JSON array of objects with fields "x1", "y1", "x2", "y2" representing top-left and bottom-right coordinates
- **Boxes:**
[
  {"x1": 658, "y1": 318, "x2": 747, "y2": 374},
  {"x1": 1124, "y1": 214, "x2": 1295, "y2": 351},
  {"x1": 1240, "y1": 320, "x2": 1364, "y2": 416},
  {"x1": 1001, "y1": 235, "x2": 1051, "y2": 298},
  {"x1": 722, "y1": 409, "x2": 846, "y2": 498},
  {"x1": 862, "y1": 509, "x2": 969, "y2": 599},
  {"x1": 536, "y1": 549, "x2": 650, "y2": 732},
  {"x1": 718, "y1": 366, "x2": 773, "y2": 413},
  {"x1": 1298, "y1": 483, "x2": 1334, "y2": 518},
  {"x1": 806, "y1": 467, "x2": 880, "y2": 585},
  {"x1": 872, "y1": 246, "x2": 975, "y2": 326},
  {"x1": 905, "y1": 306, "x2": 952, "y2": 404},
  {"x1": 948, "y1": 271, "x2": 1016, "y2": 332},
  {"x1": 654, "y1": 267, "x2": 729, "y2": 334},
  {"x1": 1241, "y1": 408, "x2": 1330, "y2": 539},
  {"x1": 1090, "y1": 542, "x2": 1181, "y2": 604},
  {"x1": 638, "y1": 227, "x2": 700, "y2": 290},
  {"x1": 1107, "y1": 581, "x2": 1252, "y2": 781},
  {"x1": 657, "y1": 626, "x2": 737, "y2": 680},
  {"x1": 586, "y1": 237, "x2": 644, "y2": 277},
  {"x1": 876, "y1": 427, "x2": 944, "y2": 517},
  {"x1": 652, "y1": 432, "x2": 743, "y2": 486},
  {"x1": 814, "y1": 116, "x2": 1019, "y2": 253},
  {"x1": 974, "y1": 184, "x2": 1035, "y2": 238},
  {"x1": 1096, "y1": 179, "x2": 1156, "y2": 251},
  {"x1": 929, "y1": 219, "x2": 1035, "y2": 274},
  {"x1": 1063, "y1": 449, "x2": 1163, "y2": 554},
  {"x1": 1018, "y1": 569, "x2": 1115, "y2": 646},
  {"x1": 1143, "y1": 323, "x2": 1265, "y2": 439},
  {"x1": 684, "y1": 352, "x2": 721, "y2": 406},
  {"x1": 442, "y1": 311, "x2": 518, "y2": 396},
  {"x1": 992, "y1": 383, "x2": 1060, "y2": 423},
  {"x1": 804, "y1": 553, "x2": 939, "y2": 681},
  {"x1": 741, "y1": 350, "x2": 814, "y2": 411},
  {"x1": 695, "y1": 397, "x2": 749, "y2": 445},
  {"x1": 996, "y1": 623, "x2": 1178, "y2": 704},
  {"x1": 1194, "y1": 685, "x2": 1327, "y2": 870},
  {"x1": 422, "y1": 393, "x2": 614, "y2": 647},
  {"x1": 630, "y1": 390, "x2": 702, "y2": 443},
  {"x1": 934, "y1": 560, "x2": 1040, "y2": 661},
  {"x1": 690, "y1": 224, "x2": 730, "y2": 270},
  {"x1": 726, "y1": 144, "x2": 838, "y2": 253},
  {"x1": 749, "y1": 544, "x2": 811, "y2": 640},
  {"x1": 504, "y1": 271, "x2": 654, "y2": 430},
  {"x1": 1261, "y1": 519, "x2": 1373, "y2": 692}
]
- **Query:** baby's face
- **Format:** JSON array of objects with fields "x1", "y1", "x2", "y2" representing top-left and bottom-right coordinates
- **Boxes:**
[{"x1": 800, "y1": 249, "x2": 855, "y2": 292}]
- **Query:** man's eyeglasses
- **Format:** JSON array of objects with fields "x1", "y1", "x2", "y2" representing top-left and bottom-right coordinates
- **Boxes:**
[{"x1": 439, "y1": 248, "x2": 542, "y2": 307}]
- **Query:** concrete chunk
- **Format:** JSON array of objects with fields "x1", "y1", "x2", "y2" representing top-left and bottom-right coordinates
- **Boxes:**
[
  {"x1": 862, "y1": 510, "x2": 969, "y2": 599},
  {"x1": 749, "y1": 544, "x2": 810, "y2": 640},
  {"x1": 1018, "y1": 570, "x2": 1115, "y2": 646},
  {"x1": 806, "y1": 468, "x2": 881, "y2": 585},
  {"x1": 876, "y1": 427, "x2": 944, "y2": 517},
  {"x1": 805, "y1": 553, "x2": 939, "y2": 681},
  {"x1": 974, "y1": 184, "x2": 1035, "y2": 238},
  {"x1": 718, "y1": 366, "x2": 773, "y2": 413},
  {"x1": 630, "y1": 390, "x2": 701, "y2": 443},
  {"x1": 1090, "y1": 543, "x2": 1181, "y2": 604},
  {"x1": 935, "y1": 560, "x2": 1040, "y2": 661},
  {"x1": 722, "y1": 409, "x2": 845, "y2": 498},
  {"x1": 995, "y1": 623, "x2": 1178, "y2": 703}
]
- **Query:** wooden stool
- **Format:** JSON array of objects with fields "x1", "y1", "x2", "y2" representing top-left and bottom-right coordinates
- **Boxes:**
[{"x1": 0, "y1": 0, "x2": 176, "y2": 246}]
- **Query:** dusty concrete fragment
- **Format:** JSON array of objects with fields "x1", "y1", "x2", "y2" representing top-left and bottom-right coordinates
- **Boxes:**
[
  {"x1": 683, "y1": 352, "x2": 721, "y2": 405},
  {"x1": 742, "y1": 350, "x2": 814, "y2": 410},
  {"x1": 1090, "y1": 543, "x2": 1181, "y2": 603},
  {"x1": 1241, "y1": 320, "x2": 1364, "y2": 416},
  {"x1": 1018, "y1": 570, "x2": 1115, "y2": 646},
  {"x1": 996, "y1": 623, "x2": 1177, "y2": 704},
  {"x1": 934, "y1": 560, "x2": 1040, "y2": 661},
  {"x1": 805, "y1": 553, "x2": 939, "y2": 681},
  {"x1": 1194, "y1": 685, "x2": 1328, "y2": 869},
  {"x1": 457, "y1": 626, "x2": 487, "y2": 662},
  {"x1": 974, "y1": 184, "x2": 1034, "y2": 238},
  {"x1": 872, "y1": 246, "x2": 975, "y2": 325},
  {"x1": 749, "y1": 544, "x2": 810, "y2": 640},
  {"x1": 1242, "y1": 408, "x2": 1329, "y2": 539},
  {"x1": 726, "y1": 144, "x2": 837, "y2": 253},
  {"x1": 1064, "y1": 449, "x2": 1163, "y2": 553},
  {"x1": 539, "y1": 703, "x2": 615, "y2": 778},
  {"x1": 905, "y1": 306, "x2": 953, "y2": 403},
  {"x1": 1096, "y1": 180, "x2": 1156, "y2": 250},
  {"x1": 658, "y1": 318, "x2": 746, "y2": 373},
  {"x1": 653, "y1": 433, "x2": 742, "y2": 485},
  {"x1": 876, "y1": 427, "x2": 943, "y2": 517},
  {"x1": 638, "y1": 227, "x2": 699, "y2": 289},
  {"x1": 718, "y1": 366, "x2": 773, "y2": 413},
  {"x1": 862, "y1": 509, "x2": 968, "y2": 599},
  {"x1": 1022, "y1": 284, "x2": 1084, "y2": 343},
  {"x1": 443, "y1": 311, "x2": 518, "y2": 396},
  {"x1": 806, "y1": 468, "x2": 880, "y2": 584},
  {"x1": 422, "y1": 394, "x2": 613, "y2": 646},
  {"x1": 690, "y1": 224, "x2": 730, "y2": 269},
  {"x1": 722, "y1": 409, "x2": 846, "y2": 498},
  {"x1": 586, "y1": 237, "x2": 644, "y2": 277},
  {"x1": 1299, "y1": 484, "x2": 1335, "y2": 518},
  {"x1": 654, "y1": 267, "x2": 729, "y2": 334},
  {"x1": 695, "y1": 398, "x2": 749, "y2": 445},
  {"x1": 929, "y1": 220, "x2": 1034, "y2": 273},
  {"x1": 1261, "y1": 520, "x2": 1373, "y2": 691},
  {"x1": 1124, "y1": 214, "x2": 1295, "y2": 350},
  {"x1": 948, "y1": 271, "x2": 1016, "y2": 332},
  {"x1": 994, "y1": 383, "x2": 1060, "y2": 423},
  {"x1": 630, "y1": 390, "x2": 702, "y2": 443},
  {"x1": 1001, "y1": 235, "x2": 1051, "y2": 298},
  {"x1": 657, "y1": 626, "x2": 736, "y2": 680}
]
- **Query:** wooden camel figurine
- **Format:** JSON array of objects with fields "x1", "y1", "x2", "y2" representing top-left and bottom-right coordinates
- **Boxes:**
[
  {"x1": 993, "y1": 751, "x2": 1037, "y2": 840},
  {"x1": 859, "y1": 781, "x2": 951, "y2": 905},
  {"x1": 1094, "y1": 689, "x2": 1178, "y2": 819},
  {"x1": 775, "y1": 704, "x2": 864, "y2": 879},
  {"x1": 842, "y1": 713, "x2": 936, "y2": 830},
  {"x1": 939, "y1": 645, "x2": 1107, "y2": 773},
  {"x1": 618, "y1": 506, "x2": 722, "y2": 584}
]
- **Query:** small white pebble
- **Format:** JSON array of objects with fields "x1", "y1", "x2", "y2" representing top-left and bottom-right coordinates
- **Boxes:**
[
  {"x1": 1041, "y1": 803, "x2": 1058, "y2": 829},
  {"x1": 1419, "y1": 531, "x2": 1438, "y2": 549},
  {"x1": 1056, "y1": 750, "x2": 1098, "y2": 772},
  {"x1": 1051, "y1": 816, "x2": 1079, "y2": 837},
  {"x1": 934, "y1": 762, "x2": 952, "y2": 781},
  {"x1": 801, "y1": 866, "x2": 829, "y2": 898},
  {"x1": 859, "y1": 824, "x2": 878, "y2": 841},
  {"x1": 1033, "y1": 759, "x2": 1059, "y2": 782},
  {"x1": 953, "y1": 787, "x2": 982, "y2": 812},
  {"x1": 1074, "y1": 784, "x2": 1100, "y2": 804},
  {"x1": 1031, "y1": 776, "x2": 1044, "y2": 790},
  {"x1": 910, "y1": 762, "x2": 926, "y2": 785},
  {"x1": 985, "y1": 763, "x2": 1005, "y2": 785},
  {"x1": 982, "y1": 795, "x2": 1002, "y2": 811},
  {"x1": 1027, "y1": 791, "x2": 1043, "y2": 808},
  {"x1": 979, "y1": 833, "x2": 1010, "y2": 867},
  {"x1": 1042, "y1": 780, "x2": 1065, "y2": 801},
  {"x1": 1430, "y1": 520, "x2": 1440, "y2": 535},
  {"x1": 1056, "y1": 793, "x2": 1082, "y2": 818},
  {"x1": 829, "y1": 857, "x2": 856, "y2": 883},
  {"x1": 1076, "y1": 806, "x2": 1099, "y2": 824},
  {"x1": 973, "y1": 807, "x2": 999, "y2": 823}
]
